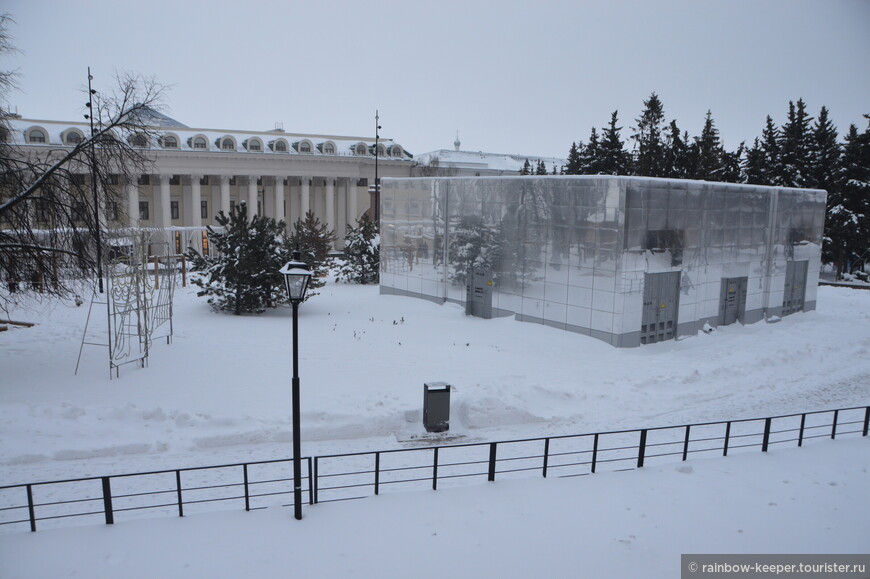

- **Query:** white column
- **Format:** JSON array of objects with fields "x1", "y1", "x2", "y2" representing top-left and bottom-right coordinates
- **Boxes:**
[
  {"x1": 325, "y1": 178, "x2": 336, "y2": 249},
  {"x1": 190, "y1": 174, "x2": 202, "y2": 229},
  {"x1": 347, "y1": 178, "x2": 358, "y2": 224},
  {"x1": 126, "y1": 179, "x2": 139, "y2": 228},
  {"x1": 325, "y1": 179, "x2": 335, "y2": 227},
  {"x1": 247, "y1": 177, "x2": 258, "y2": 217},
  {"x1": 275, "y1": 176, "x2": 287, "y2": 224},
  {"x1": 300, "y1": 178, "x2": 310, "y2": 219},
  {"x1": 220, "y1": 175, "x2": 231, "y2": 217},
  {"x1": 157, "y1": 174, "x2": 171, "y2": 229}
]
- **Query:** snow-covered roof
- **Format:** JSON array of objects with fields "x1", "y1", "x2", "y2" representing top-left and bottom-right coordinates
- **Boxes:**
[
  {"x1": 4, "y1": 115, "x2": 413, "y2": 160},
  {"x1": 416, "y1": 149, "x2": 567, "y2": 173}
]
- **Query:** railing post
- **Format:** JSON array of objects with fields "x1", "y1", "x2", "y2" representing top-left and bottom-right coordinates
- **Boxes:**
[
  {"x1": 26, "y1": 484, "x2": 36, "y2": 532},
  {"x1": 798, "y1": 414, "x2": 806, "y2": 447},
  {"x1": 762, "y1": 418, "x2": 771, "y2": 452},
  {"x1": 243, "y1": 464, "x2": 250, "y2": 511},
  {"x1": 637, "y1": 430, "x2": 648, "y2": 468},
  {"x1": 313, "y1": 457, "x2": 319, "y2": 504},
  {"x1": 591, "y1": 433, "x2": 599, "y2": 474},
  {"x1": 723, "y1": 422, "x2": 731, "y2": 456},
  {"x1": 682, "y1": 425, "x2": 691, "y2": 461},
  {"x1": 864, "y1": 407, "x2": 870, "y2": 437},
  {"x1": 831, "y1": 410, "x2": 839, "y2": 439},
  {"x1": 175, "y1": 470, "x2": 184, "y2": 517},
  {"x1": 102, "y1": 477, "x2": 114, "y2": 525},
  {"x1": 432, "y1": 448, "x2": 439, "y2": 490},
  {"x1": 374, "y1": 452, "x2": 380, "y2": 496},
  {"x1": 488, "y1": 443, "x2": 497, "y2": 482},
  {"x1": 307, "y1": 457, "x2": 314, "y2": 505},
  {"x1": 542, "y1": 438, "x2": 550, "y2": 478}
]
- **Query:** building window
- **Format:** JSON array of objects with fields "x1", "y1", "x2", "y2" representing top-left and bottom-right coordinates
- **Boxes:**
[
  {"x1": 139, "y1": 201, "x2": 149, "y2": 220},
  {"x1": 222, "y1": 138, "x2": 235, "y2": 150},
  {"x1": 275, "y1": 141, "x2": 287, "y2": 152},
  {"x1": 138, "y1": 175, "x2": 151, "y2": 186},
  {"x1": 391, "y1": 145, "x2": 403, "y2": 157},
  {"x1": 161, "y1": 135, "x2": 178, "y2": 148},
  {"x1": 355, "y1": 143, "x2": 367, "y2": 155},
  {"x1": 201, "y1": 200, "x2": 208, "y2": 219},
  {"x1": 171, "y1": 200, "x2": 179, "y2": 220},
  {"x1": 35, "y1": 200, "x2": 50, "y2": 223},
  {"x1": 71, "y1": 174, "x2": 86, "y2": 186},
  {"x1": 193, "y1": 137, "x2": 207, "y2": 149},
  {"x1": 108, "y1": 202, "x2": 119, "y2": 221},
  {"x1": 375, "y1": 144, "x2": 386, "y2": 156},
  {"x1": 200, "y1": 176, "x2": 209, "y2": 185},
  {"x1": 247, "y1": 139, "x2": 262, "y2": 151},
  {"x1": 107, "y1": 174, "x2": 119, "y2": 185},
  {"x1": 65, "y1": 131, "x2": 83, "y2": 145},
  {"x1": 299, "y1": 141, "x2": 311, "y2": 153},
  {"x1": 201, "y1": 231, "x2": 209, "y2": 256},
  {"x1": 131, "y1": 134, "x2": 148, "y2": 147},
  {"x1": 229, "y1": 177, "x2": 237, "y2": 186},
  {"x1": 28, "y1": 129, "x2": 47, "y2": 143},
  {"x1": 230, "y1": 200, "x2": 236, "y2": 212},
  {"x1": 323, "y1": 143, "x2": 335, "y2": 154},
  {"x1": 72, "y1": 201, "x2": 87, "y2": 222},
  {"x1": 169, "y1": 175, "x2": 180, "y2": 185}
]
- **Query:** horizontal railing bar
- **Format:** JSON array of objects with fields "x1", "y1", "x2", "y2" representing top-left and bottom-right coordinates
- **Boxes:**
[
  {"x1": 248, "y1": 490, "x2": 293, "y2": 500},
  {"x1": 112, "y1": 489, "x2": 175, "y2": 500},
  {"x1": 494, "y1": 465, "x2": 544, "y2": 475},
  {"x1": 113, "y1": 502, "x2": 177, "y2": 513},
  {"x1": 31, "y1": 496, "x2": 102, "y2": 508},
  {"x1": 0, "y1": 518, "x2": 31, "y2": 526}
]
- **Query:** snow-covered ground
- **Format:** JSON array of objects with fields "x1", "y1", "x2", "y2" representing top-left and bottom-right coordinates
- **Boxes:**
[
  {"x1": 2, "y1": 280, "x2": 868, "y2": 482},
  {"x1": 1, "y1": 439, "x2": 867, "y2": 578},
  {"x1": 1, "y1": 279, "x2": 868, "y2": 576}
]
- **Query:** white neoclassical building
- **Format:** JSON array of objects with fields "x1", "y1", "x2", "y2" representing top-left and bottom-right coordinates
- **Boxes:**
[{"x1": 5, "y1": 110, "x2": 414, "y2": 256}]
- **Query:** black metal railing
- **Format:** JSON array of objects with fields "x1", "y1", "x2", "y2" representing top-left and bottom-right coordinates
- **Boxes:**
[{"x1": 1, "y1": 405, "x2": 867, "y2": 533}]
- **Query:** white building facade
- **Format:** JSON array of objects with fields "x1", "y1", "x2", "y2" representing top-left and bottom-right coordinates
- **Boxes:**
[{"x1": 6, "y1": 113, "x2": 414, "y2": 255}]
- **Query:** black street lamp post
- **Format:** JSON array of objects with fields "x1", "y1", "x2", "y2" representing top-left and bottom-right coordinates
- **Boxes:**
[{"x1": 279, "y1": 251, "x2": 313, "y2": 520}]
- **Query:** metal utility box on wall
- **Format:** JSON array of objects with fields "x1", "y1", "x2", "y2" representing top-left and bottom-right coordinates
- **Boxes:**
[
  {"x1": 719, "y1": 277, "x2": 748, "y2": 326},
  {"x1": 641, "y1": 271, "x2": 681, "y2": 345},
  {"x1": 465, "y1": 266, "x2": 493, "y2": 319},
  {"x1": 423, "y1": 382, "x2": 451, "y2": 433}
]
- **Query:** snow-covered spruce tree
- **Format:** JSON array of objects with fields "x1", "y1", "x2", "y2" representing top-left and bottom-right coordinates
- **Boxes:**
[
  {"x1": 598, "y1": 111, "x2": 631, "y2": 175},
  {"x1": 285, "y1": 210, "x2": 336, "y2": 296},
  {"x1": 337, "y1": 213, "x2": 379, "y2": 284},
  {"x1": 631, "y1": 92, "x2": 667, "y2": 177},
  {"x1": 187, "y1": 202, "x2": 287, "y2": 315},
  {"x1": 824, "y1": 118, "x2": 870, "y2": 278}
]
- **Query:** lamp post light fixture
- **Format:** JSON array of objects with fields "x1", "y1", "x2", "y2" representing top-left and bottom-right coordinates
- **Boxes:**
[{"x1": 279, "y1": 251, "x2": 313, "y2": 520}]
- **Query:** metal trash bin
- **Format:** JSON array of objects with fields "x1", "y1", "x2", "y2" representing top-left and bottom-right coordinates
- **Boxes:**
[{"x1": 423, "y1": 382, "x2": 451, "y2": 433}]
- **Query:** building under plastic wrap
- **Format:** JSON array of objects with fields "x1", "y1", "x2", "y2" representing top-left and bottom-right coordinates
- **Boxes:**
[{"x1": 379, "y1": 176, "x2": 826, "y2": 347}]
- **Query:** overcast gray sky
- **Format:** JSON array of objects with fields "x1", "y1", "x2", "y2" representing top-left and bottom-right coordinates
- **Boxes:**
[{"x1": 3, "y1": 0, "x2": 868, "y2": 159}]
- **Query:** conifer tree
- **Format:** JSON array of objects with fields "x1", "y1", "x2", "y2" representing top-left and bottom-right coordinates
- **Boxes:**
[
  {"x1": 743, "y1": 138, "x2": 767, "y2": 184},
  {"x1": 565, "y1": 142, "x2": 582, "y2": 175},
  {"x1": 520, "y1": 159, "x2": 532, "y2": 175},
  {"x1": 757, "y1": 115, "x2": 781, "y2": 185},
  {"x1": 338, "y1": 213, "x2": 379, "y2": 284},
  {"x1": 632, "y1": 92, "x2": 667, "y2": 177},
  {"x1": 535, "y1": 160, "x2": 548, "y2": 175},
  {"x1": 778, "y1": 99, "x2": 814, "y2": 187},
  {"x1": 188, "y1": 202, "x2": 287, "y2": 315},
  {"x1": 579, "y1": 128, "x2": 601, "y2": 174},
  {"x1": 808, "y1": 106, "x2": 841, "y2": 193},
  {"x1": 598, "y1": 111, "x2": 630, "y2": 175},
  {"x1": 286, "y1": 210, "x2": 337, "y2": 295},
  {"x1": 691, "y1": 110, "x2": 727, "y2": 181},
  {"x1": 824, "y1": 119, "x2": 870, "y2": 278},
  {"x1": 662, "y1": 120, "x2": 691, "y2": 179}
]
